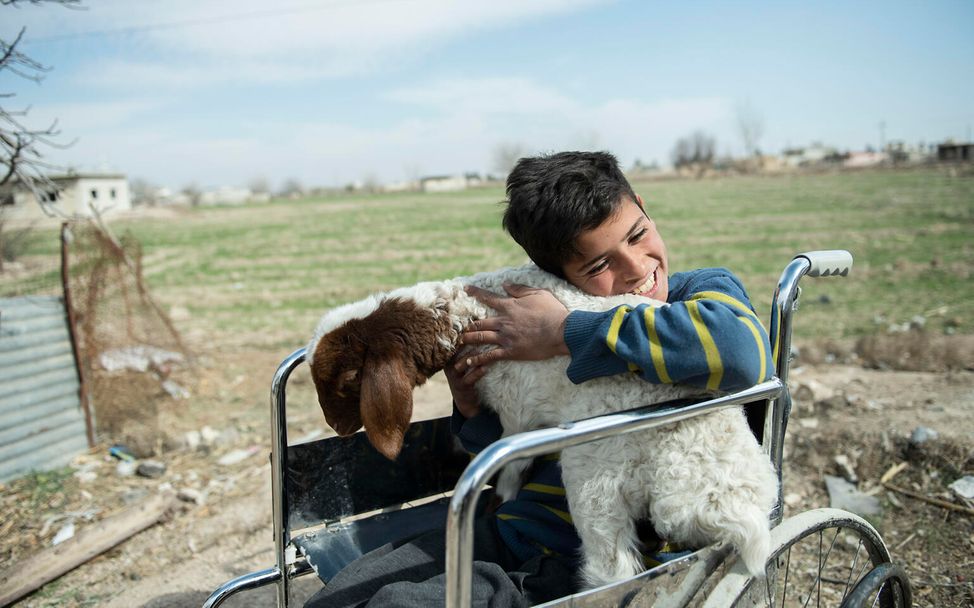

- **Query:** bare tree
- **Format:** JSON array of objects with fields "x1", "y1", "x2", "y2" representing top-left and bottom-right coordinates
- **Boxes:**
[
  {"x1": 278, "y1": 177, "x2": 304, "y2": 199},
  {"x1": 735, "y1": 100, "x2": 764, "y2": 158},
  {"x1": 248, "y1": 176, "x2": 270, "y2": 195},
  {"x1": 491, "y1": 142, "x2": 526, "y2": 179},
  {"x1": 671, "y1": 131, "x2": 716, "y2": 177},
  {"x1": 1, "y1": 0, "x2": 83, "y2": 271},
  {"x1": 181, "y1": 182, "x2": 202, "y2": 207},
  {"x1": 1, "y1": 0, "x2": 82, "y2": 192}
]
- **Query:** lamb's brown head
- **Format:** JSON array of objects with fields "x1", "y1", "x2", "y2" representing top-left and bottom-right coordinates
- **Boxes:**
[{"x1": 309, "y1": 297, "x2": 457, "y2": 460}]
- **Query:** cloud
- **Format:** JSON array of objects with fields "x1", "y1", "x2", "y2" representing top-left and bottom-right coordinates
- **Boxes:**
[
  {"x1": 42, "y1": 74, "x2": 736, "y2": 186},
  {"x1": 16, "y1": 0, "x2": 611, "y2": 87}
]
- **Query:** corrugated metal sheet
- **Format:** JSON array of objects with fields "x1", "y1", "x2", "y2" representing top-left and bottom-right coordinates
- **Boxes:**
[{"x1": 0, "y1": 296, "x2": 90, "y2": 483}]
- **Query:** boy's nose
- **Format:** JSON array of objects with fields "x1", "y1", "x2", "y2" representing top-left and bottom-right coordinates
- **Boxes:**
[{"x1": 620, "y1": 252, "x2": 645, "y2": 282}]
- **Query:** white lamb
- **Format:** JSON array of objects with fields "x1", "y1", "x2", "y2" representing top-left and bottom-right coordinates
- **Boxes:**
[{"x1": 306, "y1": 263, "x2": 778, "y2": 589}]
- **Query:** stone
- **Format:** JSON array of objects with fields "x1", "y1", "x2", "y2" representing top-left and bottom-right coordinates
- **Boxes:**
[
  {"x1": 909, "y1": 426, "x2": 940, "y2": 446},
  {"x1": 136, "y1": 460, "x2": 167, "y2": 479},
  {"x1": 825, "y1": 475, "x2": 882, "y2": 517},
  {"x1": 177, "y1": 488, "x2": 205, "y2": 505},
  {"x1": 949, "y1": 476, "x2": 974, "y2": 500},
  {"x1": 834, "y1": 454, "x2": 859, "y2": 484}
]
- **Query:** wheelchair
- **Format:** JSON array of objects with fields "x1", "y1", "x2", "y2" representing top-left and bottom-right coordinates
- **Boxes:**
[{"x1": 203, "y1": 250, "x2": 912, "y2": 608}]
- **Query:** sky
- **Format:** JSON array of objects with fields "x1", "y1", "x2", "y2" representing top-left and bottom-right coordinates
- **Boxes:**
[{"x1": 4, "y1": 0, "x2": 973, "y2": 191}]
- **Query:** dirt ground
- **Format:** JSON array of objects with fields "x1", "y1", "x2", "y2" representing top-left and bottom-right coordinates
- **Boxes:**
[{"x1": 2, "y1": 335, "x2": 973, "y2": 608}]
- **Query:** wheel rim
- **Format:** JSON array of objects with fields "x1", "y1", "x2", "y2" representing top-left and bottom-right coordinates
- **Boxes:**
[{"x1": 731, "y1": 509, "x2": 908, "y2": 607}]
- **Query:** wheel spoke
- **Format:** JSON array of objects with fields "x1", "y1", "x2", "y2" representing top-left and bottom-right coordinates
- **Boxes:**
[
  {"x1": 782, "y1": 543, "x2": 792, "y2": 606},
  {"x1": 842, "y1": 539, "x2": 863, "y2": 598},
  {"x1": 729, "y1": 511, "x2": 903, "y2": 608}
]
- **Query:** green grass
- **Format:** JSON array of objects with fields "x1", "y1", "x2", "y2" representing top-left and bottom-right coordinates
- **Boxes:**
[{"x1": 4, "y1": 169, "x2": 972, "y2": 348}]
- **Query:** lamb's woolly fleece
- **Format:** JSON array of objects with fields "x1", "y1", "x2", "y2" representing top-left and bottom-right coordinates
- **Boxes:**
[{"x1": 308, "y1": 263, "x2": 778, "y2": 588}]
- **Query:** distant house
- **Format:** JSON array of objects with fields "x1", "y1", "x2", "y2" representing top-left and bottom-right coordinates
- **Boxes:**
[
  {"x1": 937, "y1": 142, "x2": 973, "y2": 162},
  {"x1": 1, "y1": 173, "x2": 131, "y2": 221},
  {"x1": 419, "y1": 173, "x2": 483, "y2": 193},
  {"x1": 781, "y1": 143, "x2": 837, "y2": 168},
  {"x1": 843, "y1": 151, "x2": 888, "y2": 168}
]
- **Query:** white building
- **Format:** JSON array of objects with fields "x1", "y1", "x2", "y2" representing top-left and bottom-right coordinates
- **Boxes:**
[
  {"x1": 419, "y1": 173, "x2": 485, "y2": 193},
  {"x1": 1, "y1": 173, "x2": 132, "y2": 222}
]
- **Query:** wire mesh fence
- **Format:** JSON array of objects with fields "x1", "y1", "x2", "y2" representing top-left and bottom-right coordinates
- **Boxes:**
[{"x1": 1, "y1": 219, "x2": 193, "y2": 456}]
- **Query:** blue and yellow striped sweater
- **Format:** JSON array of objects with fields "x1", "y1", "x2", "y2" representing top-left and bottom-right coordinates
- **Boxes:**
[{"x1": 453, "y1": 268, "x2": 773, "y2": 564}]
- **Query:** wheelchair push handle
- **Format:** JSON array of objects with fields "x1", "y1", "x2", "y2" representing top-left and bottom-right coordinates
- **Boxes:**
[{"x1": 795, "y1": 250, "x2": 853, "y2": 278}]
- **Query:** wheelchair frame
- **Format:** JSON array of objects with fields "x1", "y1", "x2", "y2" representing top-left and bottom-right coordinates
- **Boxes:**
[{"x1": 203, "y1": 250, "x2": 912, "y2": 608}]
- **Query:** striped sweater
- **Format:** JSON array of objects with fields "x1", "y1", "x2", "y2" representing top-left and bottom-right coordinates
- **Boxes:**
[{"x1": 453, "y1": 267, "x2": 772, "y2": 564}]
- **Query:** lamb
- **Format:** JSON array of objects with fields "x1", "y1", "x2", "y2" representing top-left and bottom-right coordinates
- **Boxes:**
[{"x1": 306, "y1": 263, "x2": 778, "y2": 588}]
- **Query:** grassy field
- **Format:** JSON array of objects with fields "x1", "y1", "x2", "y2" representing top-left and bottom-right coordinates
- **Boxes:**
[{"x1": 6, "y1": 168, "x2": 973, "y2": 351}]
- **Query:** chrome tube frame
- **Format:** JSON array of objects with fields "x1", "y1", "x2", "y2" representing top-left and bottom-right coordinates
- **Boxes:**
[
  {"x1": 763, "y1": 256, "x2": 812, "y2": 523},
  {"x1": 270, "y1": 347, "x2": 309, "y2": 608},
  {"x1": 202, "y1": 568, "x2": 282, "y2": 608},
  {"x1": 444, "y1": 379, "x2": 785, "y2": 608}
]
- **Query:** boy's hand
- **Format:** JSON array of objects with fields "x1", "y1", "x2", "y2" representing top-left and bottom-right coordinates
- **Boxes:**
[
  {"x1": 459, "y1": 283, "x2": 570, "y2": 369},
  {"x1": 445, "y1": 347, "x2": 484, "y2": 418}
]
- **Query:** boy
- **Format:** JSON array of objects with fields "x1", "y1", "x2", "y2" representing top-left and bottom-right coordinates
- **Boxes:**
[{"x1": 306, "y1": 151, "x2": 771, "y2": 607}]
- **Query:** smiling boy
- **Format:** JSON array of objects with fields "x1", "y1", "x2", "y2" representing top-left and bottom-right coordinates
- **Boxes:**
[
  {"x1": 451, "y1": 150, "x2": 771, "y2": 410},
  {"x1": 307, "y1": 150, "x2": 772, "y2": 608}
]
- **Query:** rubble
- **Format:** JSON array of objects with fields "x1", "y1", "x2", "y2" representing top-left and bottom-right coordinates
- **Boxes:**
[
  {"x1": 825, "y1": 475, "x2": 883, "y2": 517},
  {"x1": 949, "y1": 476, "x2": 974, "y2": 501},
  {"x1": 909, "y1": 426, "x2": 940, "y2": 446},
  {"x1": 136, "y1": 461, "x2": 167, "y2": 479}
]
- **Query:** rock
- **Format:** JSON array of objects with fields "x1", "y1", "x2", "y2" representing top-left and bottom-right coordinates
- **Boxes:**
[
  {"x1": 177, "y1": 488, "x2": 205, "y2": 505},
  {"x1": 834, "y1": 454, "x2": 859, "y2": 483},
  {"x1": 121, "y1": 488, "x2": 149, "y2": 504},
  {"x1": 217, "y1": 446, "x2": 259, "y2": 466},
  {"x1": 784, "y1": 493, "x2": 803, "y2": 508},
  {"x1": 162, "y1": 379, "x2": 190, "y2": 400},
  {"x1": 184, "y1": 430, "x2": 201, "y2": 451},
  {"x1": 116, "y1": 461, "x2": 137, "y2": 477},
  {"x1": 200, "y1": 426, "x2": 220, "y2": 446},
  {"x1": 73, "y1": 470, "x2": 98, "y2": 483},
  {"x1": 909, "y1": 426, "x2": 940, "y2": 446},
  {"x1": 825, "y1": 475, "x2": 882, "y2": 517},
  {"x1": 793, "y1": 378, "x2": 834, "y2": 409},
  {"x1": 136, "y1": 460, "x2": 167, "y2": 479},
  {"x1": 99, "y1": 345, "x2": 184, "y2": 373},
  {"x1": 52, "y1": 521, "x2": 75, "y2": 545},
  {"x1": 949, "y1": 476, "x2": 974, "y2": 500},
  {"x1": 797, "y1": 417, "x2": 819, "y2": 429}
]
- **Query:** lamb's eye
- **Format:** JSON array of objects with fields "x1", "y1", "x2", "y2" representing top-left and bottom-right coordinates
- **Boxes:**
[{"x1": 337, "y1": 369, "x2": 358, "y2": 393}]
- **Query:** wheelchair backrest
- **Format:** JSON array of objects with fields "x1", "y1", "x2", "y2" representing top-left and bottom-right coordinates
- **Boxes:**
[{"x1": 285, "y1": 416, "x2": 469, "y2": 530}]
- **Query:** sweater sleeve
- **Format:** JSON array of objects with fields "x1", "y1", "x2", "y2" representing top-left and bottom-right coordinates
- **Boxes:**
[
  {"x1": 564, "y1": 269, "x2": 772, "y2": 392},
  {"x1": 450, "y1": 404, "x2": 503, "y2": 455}
]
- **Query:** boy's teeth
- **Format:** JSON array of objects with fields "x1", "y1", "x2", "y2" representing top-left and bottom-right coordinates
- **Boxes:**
[{"x1": 632, "y1": 273, "x2": 655, "y2": 294}]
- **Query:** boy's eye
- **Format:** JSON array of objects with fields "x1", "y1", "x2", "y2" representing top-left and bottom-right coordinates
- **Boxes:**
[
  {"x1": 588, "y1": 260, "x2": 609, "y2": 276},
  {"x1": 628, "y1": 228, "x2": 647, "y2": 245}
]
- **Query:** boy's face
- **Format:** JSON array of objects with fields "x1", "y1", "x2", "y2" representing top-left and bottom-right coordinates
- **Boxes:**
[{"x1": 562, "y1": 195, "x2": 669, "y2": 301}]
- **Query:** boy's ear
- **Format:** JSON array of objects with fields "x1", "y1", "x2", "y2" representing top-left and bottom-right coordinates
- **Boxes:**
[{"x1": 635, "y1": 193, "x2": 645, "y2": 209}]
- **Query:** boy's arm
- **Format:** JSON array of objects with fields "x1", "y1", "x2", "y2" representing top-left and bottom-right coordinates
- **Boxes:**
[
  {"x1": 565, "y1": 269, "x2": 772, "y2": 392},
  {"x1": 450, "y1": 405, "x2": 503, "y2": 454}
]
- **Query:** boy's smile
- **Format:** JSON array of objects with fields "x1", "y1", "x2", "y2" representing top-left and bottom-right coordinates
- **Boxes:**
[{"x1": 562, "y1": 196, "x2": 669, "y2": 301}]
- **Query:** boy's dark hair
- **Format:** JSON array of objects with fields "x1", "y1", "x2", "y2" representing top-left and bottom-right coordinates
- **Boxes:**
[{"x1": 502, "y1": 151, "x2": 639, "y2": 278}]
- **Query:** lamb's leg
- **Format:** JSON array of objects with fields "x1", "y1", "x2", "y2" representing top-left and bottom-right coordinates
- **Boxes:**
[
  {"x1": 562, "y1": 457, "x2": 643, "y2": 589},
  {"x1": 495, "y1": 459, "x2": 532, "y2": 502},
  {"x1": 646, "y1": 412, "x2": 776, "y2": 576}
]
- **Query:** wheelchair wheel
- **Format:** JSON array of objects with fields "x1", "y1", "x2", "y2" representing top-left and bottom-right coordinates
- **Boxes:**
[{"x1": 704, "y1": 508, "x2": 911, "y2": 607}]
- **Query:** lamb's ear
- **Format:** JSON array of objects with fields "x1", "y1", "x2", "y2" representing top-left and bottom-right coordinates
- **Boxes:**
[{"x1": 360, "y1": 353, "x2": 415, "y2": 460}]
